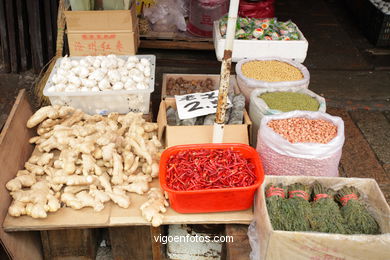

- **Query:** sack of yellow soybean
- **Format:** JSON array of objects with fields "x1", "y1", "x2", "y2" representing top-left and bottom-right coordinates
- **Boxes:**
[
  {"x1": 249, "y1": 87, "x2": 326, "y2": 146},
  {"x1": 236, "y1": 57, "x2": 310, "y2": 104}
]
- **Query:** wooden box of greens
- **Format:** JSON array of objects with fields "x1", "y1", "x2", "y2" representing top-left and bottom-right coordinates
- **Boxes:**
[
  {"x1": 254, "y1": 175, "x2": 390, "y2": 260},
  {"x1": 161, "y1": 74, "x2": 238, "y2": 100},
  {"x1": 157, "y1": 98, "x2": 252, "y2": 147},
  {"x1": 65, "y1": 3, "x2": 139, "y2": 56}
]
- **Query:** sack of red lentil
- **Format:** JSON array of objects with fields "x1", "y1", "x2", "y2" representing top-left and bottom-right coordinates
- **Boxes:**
[
  {"x1": 236, "y1": 57, "x2": 310, "y2": 104},
  {"x1": 256, "y1": 111, "x2": 345, "y2": 177},
  {"x1": 249, "y1": 87, "x2": 326, "y2": 146}
]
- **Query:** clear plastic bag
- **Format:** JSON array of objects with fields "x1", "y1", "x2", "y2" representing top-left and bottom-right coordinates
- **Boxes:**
[
  {"x1": 236, "y1": 57, "x2": 310, "y2": 104},
  {"x1": 249, "y1": 87, "x2": 326, "y2": 147},
  {"x1": 143, "y1": 0, "x2": 187, "y2": 32},
  {"x1": 256, "y1": 111, "x2": 345, "y2": 177}
]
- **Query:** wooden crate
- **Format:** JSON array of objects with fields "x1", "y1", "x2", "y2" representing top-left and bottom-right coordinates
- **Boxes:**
[
  {"x1": 225, "y1": 224, "x2": 251, "y2": 260},
  {"x1": 109, "y1": 226, "x2": 152, "y2": 260},
  {"x1": 140, "y1": 31, "x2": 214, "y2": 50},
  {"x1": 41, "y1": 229, "x2": 100, "y2": 260},
  {"x1": 0, "y1": 89, "x2": 43, "y2": 259}
]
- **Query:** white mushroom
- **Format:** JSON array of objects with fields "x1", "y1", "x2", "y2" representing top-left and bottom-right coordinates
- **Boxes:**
[
  {"x1": 112, "y1": 82, "x2": 124, "y2": 90},
  {"x1": 79, "y1": 67, "x2": 90, "y2": 78},
  {"x1": 108, "y1": 70, "x2": 121, "y2": 83},
  {"x1": 98, "y1": 78, "x2": 110, "y2": 90}
]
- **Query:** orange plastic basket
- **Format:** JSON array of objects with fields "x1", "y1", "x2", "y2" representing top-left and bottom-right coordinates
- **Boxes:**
[{"x1": 159, "y1": 143, "x2": 265, "y2": 213}]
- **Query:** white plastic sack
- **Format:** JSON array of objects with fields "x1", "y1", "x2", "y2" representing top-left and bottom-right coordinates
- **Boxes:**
[
  {"x1": 256, "y1": 111, "x2": 345, "y2": 177},
  {"x1": 248, "y1": 220, "x2": 260, "y2": 260},
  {"x1": 249, "y1": 87, "x2": 326, "y2": 147},
  {"x1": 236, "y1": 57, "x2": 310, "y2": 104}
]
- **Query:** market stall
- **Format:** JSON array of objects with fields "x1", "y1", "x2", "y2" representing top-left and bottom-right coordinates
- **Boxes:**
[{"x1": 0, "y1": 0, "x2": 389, "y2": 259}]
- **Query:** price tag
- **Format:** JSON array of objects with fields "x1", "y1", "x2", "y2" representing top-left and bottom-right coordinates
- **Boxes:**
[{"x1": 175, "y1": 90, "x2": 232, "y2": 120}]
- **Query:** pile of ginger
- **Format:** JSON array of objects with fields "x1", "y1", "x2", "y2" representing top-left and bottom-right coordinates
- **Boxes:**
[{"x1": 6, "y1": 105, "x2": 168, "y2": 226}]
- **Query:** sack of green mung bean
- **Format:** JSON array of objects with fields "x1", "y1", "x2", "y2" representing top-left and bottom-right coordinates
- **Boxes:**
[
  {"x1": 249, "y1": 87, "x2": 326, "y2": 146},
  {"x1": 236, "y1": 57, "x2": 310, "y2": 104},
  {"x1": 256, "y1": 111, "x2": 345, "y2": 177}
]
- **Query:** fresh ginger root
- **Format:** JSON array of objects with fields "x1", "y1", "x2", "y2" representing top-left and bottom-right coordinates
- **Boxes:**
[
  {"x1": 7, "y1": 106, "x2": 164, "y2": 218},
  {"x1": 140, "y1": 188, "x2": 169, "y2": 227},
  {"x1": 6, "y1": 170, "x2": 36, "y2": 191},
  {"x1": 8, "y1": 181, "x2": 60, "y2": 218}
]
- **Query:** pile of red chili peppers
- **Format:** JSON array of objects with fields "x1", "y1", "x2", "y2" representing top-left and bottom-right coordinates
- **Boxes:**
[{"x1": 166, "y1": 148, "x2": 257, "y2": 191}]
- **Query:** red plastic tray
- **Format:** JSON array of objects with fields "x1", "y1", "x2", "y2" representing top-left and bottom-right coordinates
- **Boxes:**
[{"x1": 159, "y1": 143, "x2": 265, "y2": 213}]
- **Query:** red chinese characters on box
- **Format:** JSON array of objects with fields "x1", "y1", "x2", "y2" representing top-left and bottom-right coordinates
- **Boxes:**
[
  {"x1": 71, "y1": 34, "x2": 125, "y2": 56},
  {"x1": 68, "y1": 32, "x2": 138, "y2": 56}
]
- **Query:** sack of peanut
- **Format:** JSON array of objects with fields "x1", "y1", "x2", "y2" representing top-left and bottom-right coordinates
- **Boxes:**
[{"x1": 256, "y1": 111, "x2": 345, "y2": 177}]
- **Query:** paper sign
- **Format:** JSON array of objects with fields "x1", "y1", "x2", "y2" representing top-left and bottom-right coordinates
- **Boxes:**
[{"x1": 175, "y1": 90, "x2": 232, "y2": 120}]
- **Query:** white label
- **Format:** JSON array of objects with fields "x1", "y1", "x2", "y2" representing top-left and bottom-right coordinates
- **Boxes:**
[{"x1": 175, "y1": 90, "x2": 232, "y2": 120}]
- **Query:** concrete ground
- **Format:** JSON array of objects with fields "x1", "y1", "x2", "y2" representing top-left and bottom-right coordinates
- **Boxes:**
[{"x1": 0, "y1": 0, "x2": 389, "y2": 258}]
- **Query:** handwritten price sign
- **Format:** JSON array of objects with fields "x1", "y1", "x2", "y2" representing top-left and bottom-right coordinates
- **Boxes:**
[{"x1": 175, "y1": 90, "x2": 232, "y2": 120}]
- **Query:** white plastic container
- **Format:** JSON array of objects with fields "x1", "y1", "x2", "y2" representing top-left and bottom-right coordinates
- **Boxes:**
[
  {"x1": 43, "y1": 55, "x2": 156, "y2": 115},
  {"x1": 213, "y1": 21, "x2": 308, "y2": 63},
  {"x1": 236, "y1": 57, "x2": 310, "y2": 104},
  {"x1": 249, "y1": 87, "x2": 326, "y2": 147}
]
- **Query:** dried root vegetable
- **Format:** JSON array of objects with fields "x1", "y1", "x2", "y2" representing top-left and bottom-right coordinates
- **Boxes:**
[
  {"x1": 284, "y1": 183, "x2": 313, "y2": 231},
  {"x1": 140, "y1": 188, "x2": 169, "y2": 227},
  {"x1": 335, "y1": 186, "x2": 380, "y2": 235},
  {"x1": 265, "y1": 184, "x2": 289, "y2": 230},
  {"x1": 6, "y1": 105, "x2": 164, "y2": 225},
  {"x1": 166, "y1": 77, "x2": 215, "y2": 96},
  {"x1": 311, "y1": 181, "x2": 346, "y2": 234}
]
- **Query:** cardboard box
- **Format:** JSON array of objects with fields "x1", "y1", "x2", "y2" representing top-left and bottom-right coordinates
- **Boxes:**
[
  {"x1": 65, "y1": 4, "x2": 139, "y2": 56},
  {"x1": 254, "y1": 175, "x2": 390, "y2": 260},
  {"x1": 157, "y1": 98, "x2": 252, "y2": 147}
]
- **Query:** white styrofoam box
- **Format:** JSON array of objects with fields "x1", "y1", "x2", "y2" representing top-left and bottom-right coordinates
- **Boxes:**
[
  {"x1": 213, "y1": 21, "x2": 309, "y2": 63},
  {"x1": 43, "y1": 55, "x2": 155, "y2": 115}
]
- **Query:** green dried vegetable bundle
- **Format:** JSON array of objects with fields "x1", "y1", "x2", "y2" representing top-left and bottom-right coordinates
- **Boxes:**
[
  {"x1": 259, "y1": 91, "x2": 319, "y2": 112},
  {"x1": 265, "y1": 184, "x2": 288, "y2": 230},
  {"x1": 284, "y1": 183, "x2": 313, "y2": 231},
  {"x1": 335, "y1": 186, "x2": 380, "y2": 235},
  {"x1": 311, "y1": 181, "x2": 346, "y2": 234}
]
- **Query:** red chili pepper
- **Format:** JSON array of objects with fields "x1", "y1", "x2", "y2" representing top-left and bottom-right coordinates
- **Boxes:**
[{"x1": 166, "y1": 148, "x2": 257, "y2": 191}]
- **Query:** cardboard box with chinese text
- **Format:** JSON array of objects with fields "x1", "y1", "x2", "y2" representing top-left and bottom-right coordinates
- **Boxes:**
[{"x1": 65, "y1": 3, "x2": 139, "y2": 56}]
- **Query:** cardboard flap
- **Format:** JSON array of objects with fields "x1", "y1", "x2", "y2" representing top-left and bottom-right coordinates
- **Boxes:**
[
  {"x1": 65, "y1": 4, "x2": 137, "y2": 33},
  {"x1": 157, "y1": 101, "x2": 168, "y2": 141},
  {"x1": 0, "y1": 90, "x2": 43, "y2": 259}
]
